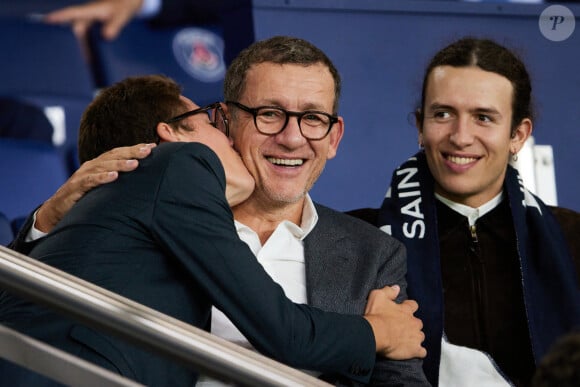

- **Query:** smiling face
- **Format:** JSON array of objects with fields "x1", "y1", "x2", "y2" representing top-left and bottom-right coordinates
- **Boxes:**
[
  {"x1": 228, "y1": 62, "x2": 344, "y2": 216},
  {"x1": 420, "y1": 65, "x2": 531, "y2": 207},
  {"x1": 157, "y1": 96, "x2": 255, "y2": 207}
]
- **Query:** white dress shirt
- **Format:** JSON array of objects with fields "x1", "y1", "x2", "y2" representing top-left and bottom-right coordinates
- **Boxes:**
[{"x1": 196, "y1": 195, "x2": 319, "y2": 386}]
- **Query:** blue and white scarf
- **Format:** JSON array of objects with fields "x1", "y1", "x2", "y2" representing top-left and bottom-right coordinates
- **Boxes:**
[{"x1": 377, "y1": 151, "x2": 580, "y2": 385}]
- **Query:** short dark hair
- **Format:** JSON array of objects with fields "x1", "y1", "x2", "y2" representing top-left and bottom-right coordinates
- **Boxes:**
[
  {"x1": 417, "y1": 37, "x2": 534, "y2": 135},
  {"x1": 78, "y1": 75, "x2": 187, "y2": 163},
  {"x1": 223, "y1": 35, "x2": 341, "y2": 114}
]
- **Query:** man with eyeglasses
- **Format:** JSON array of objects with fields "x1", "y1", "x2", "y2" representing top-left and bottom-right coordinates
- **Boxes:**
[
  {"x1": 10, "y1": 37, "x2": 429, "y2": 385},
  {"x1": 224, "y1": 101, "x2": 339, "y2": 141},
  {"x1": 0, "y1": 74, "x2": 422, "y2": 385}
]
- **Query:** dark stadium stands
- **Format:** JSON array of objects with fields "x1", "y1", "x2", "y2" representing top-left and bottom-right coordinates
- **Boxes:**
[
  {"x1": 0, "y1": 139, "x2": 69, "y2": 221},
  {"x1": 0, "y1": 211, "x2": 13, "y2": 247},
  {"x1": 88, "y1": 21, "x2": 226, "y2": 107},
  {"x1": 0, "y1": 17, "x2": 95, "y2": 172}
]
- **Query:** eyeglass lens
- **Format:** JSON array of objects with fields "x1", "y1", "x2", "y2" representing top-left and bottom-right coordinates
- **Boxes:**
[{"x1": 255, "y1": 107, "x2": 331, "y2": 140}]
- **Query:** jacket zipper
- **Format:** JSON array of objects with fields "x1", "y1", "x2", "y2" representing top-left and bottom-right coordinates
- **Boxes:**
[{"x1": 469, "y1": 223, "x2": 489, "y2": 350}]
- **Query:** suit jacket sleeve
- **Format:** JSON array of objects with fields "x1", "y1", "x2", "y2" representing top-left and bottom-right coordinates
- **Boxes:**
[
  {"x1": 365, "y1": 237, "x2": 431, "y2": 387},
  {"x1": 8, "y1": 207, "x2": 40, "y2": 256},
  {"x1": 150, "y1": 143, "x2": 376, "y2": 382}
]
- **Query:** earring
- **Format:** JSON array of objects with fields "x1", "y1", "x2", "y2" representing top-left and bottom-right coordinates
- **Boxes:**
[{"x1": 511, "y1": 151, "x2": 518, "y2": 162}]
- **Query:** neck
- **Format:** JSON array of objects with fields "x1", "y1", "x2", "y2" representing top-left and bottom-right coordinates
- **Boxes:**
[{"x1": 232, "y1": 195, "x2": 305, "y2": 245}]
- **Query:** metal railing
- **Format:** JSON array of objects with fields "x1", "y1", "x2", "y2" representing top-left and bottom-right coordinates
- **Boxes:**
[{"x1": 0, "y1": 245, "x2": 330, "y2": 386}]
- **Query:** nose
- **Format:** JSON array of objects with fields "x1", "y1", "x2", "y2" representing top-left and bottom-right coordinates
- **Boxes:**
[
  {"x1": 274, "y1": 115, "x2": 307, "y2": 148},
  {"x1": 449, "y1": 115, "x2": 474, "y2": 147}
]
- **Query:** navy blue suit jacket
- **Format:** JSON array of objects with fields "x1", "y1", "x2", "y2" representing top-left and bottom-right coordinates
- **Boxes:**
[{"x1": 0, "y1": 142, "x2": 376, "y2": 385}]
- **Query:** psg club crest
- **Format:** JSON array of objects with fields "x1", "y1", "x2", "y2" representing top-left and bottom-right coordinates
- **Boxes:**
[{"x1": 172, "y1": 28, "x2": 226, "y2": 83}]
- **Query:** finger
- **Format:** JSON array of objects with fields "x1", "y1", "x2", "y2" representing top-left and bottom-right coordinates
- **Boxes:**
[
  {"x1": 81, "y1": 171, "x2": 119, "y2": 192},
  {"x1": 62, "y1": 171, "x2": 119, "y2": 200},
  {"x1": 418, "y1": 346, "x2": 427, "y2": 359},
  {"x1": 46, "y1": 1, "x2": 116, "y2": 22},
  {"x1": 103, "y1": 159, "x2": 139, "y2": 173},
  {"x1": 389, "y1": 284, "x2": 400, "y2": 298},
  {"x1": 374, "y1": 284, "x2": 400, "y2": 301},
  {"x1": 70, "y1": 151, "x2": 140, "y2": 183},
  {"x1": 364, "y1": 286, "x2": 397, "y2": 314},
  {"x1": 71, "y1": 20, "x2": 92, "y2": 41},
  {"x1": 101, "y1": 13, "x2": 133, "y2": 40},
  {"x1": 401, "y1": 299, "x2": 419, "y2": 313},
  {"x1": 44, "y1": 5, "x2": 92, "y2": 24},
  {"x1": 97, "y1": 143, "x2": 155, "y2": 162}
]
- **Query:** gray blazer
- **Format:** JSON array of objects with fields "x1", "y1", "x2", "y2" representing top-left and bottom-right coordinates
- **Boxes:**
[{"x1": 307, "y1": 204, "x2": 430, "y2": 386}]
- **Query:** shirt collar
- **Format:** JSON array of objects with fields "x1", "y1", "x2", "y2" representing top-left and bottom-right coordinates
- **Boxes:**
[
  {"x1": 234, "y1": 194, "x2": 319, "y2": 241},
  {"x1": 435, "y1": 191, "x2": 504, "y2": 226}
]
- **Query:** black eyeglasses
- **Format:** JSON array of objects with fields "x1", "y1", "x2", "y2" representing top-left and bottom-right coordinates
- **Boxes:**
[
  {"x1": 226, "y1": 101, "x2": 338, "y2": 141},
  {"x1": 165, "y1": 102, "x2": 229, "y2": 137}
]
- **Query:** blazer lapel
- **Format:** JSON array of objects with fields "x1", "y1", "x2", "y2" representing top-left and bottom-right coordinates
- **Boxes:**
[{"x1": 304, "y1": 206, "x2": 365, "y2": 314}]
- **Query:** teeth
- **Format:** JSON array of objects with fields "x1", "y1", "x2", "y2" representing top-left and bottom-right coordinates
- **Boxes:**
[
  {"x1": 267, "y1": 157, "x2": 303, "y2": 166},
  {"x1": 447, "y1": 155, "x2": 477, "y2": 165}
]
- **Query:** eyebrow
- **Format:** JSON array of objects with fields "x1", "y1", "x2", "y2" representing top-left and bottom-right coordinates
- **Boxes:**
[
  {"x1": 471, "y1": 107, "x2": 501, "y2": 116},
  {"x1": 427, "y1": 103, "x2": 454, "y2": 112},
  {"x1": 427, "y1": 103, "x2": 502, "y2": 116},
  {"x1": 259, "y1": 99, "x2": 329, "y2": 112}
]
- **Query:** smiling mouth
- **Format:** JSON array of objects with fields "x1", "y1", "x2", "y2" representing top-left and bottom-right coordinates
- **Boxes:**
[
  {"x1": 445, "y1": 154, "x2": 479, "y2": 165},
  {"x1": 267, "y1": 157, "x2": 304, "y2": 166}
]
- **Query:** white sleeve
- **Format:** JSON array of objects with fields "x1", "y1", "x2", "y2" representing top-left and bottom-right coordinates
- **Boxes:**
[{"x1": 25, "y1": 210, "x2": 48, "y2": 242}]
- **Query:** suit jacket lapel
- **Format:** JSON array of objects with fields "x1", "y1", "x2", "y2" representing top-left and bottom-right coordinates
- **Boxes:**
[{"x1": 304, "y1": 205, "x2": 364, "y2": 314}]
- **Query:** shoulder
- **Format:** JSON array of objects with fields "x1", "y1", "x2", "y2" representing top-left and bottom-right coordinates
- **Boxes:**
[
  {"x1": 549, "y1": 205, "x2": 580, "y2": 225},
  {"x1": 148, "y1": 142, "x2": 226, "y2": 192},
  {"x1": 344, "y1": 207, "x2": 379, "y2": 225},
  {"x1": 315, "y1": 203, "x2": 401, "y2": 246},
  {"x1": 316, "y1": 203, "x2": 375, "y2": 230},
  {"x1": 549, "y1": 205, "x2": 580, "y2": 241},
  {"x1": 149, "y1": 142, "x2": 222, "y2": 174},
  {"x1": 549, "y1": 205, "x2": 580, "y2": 279},
  {"x1": 153, "y1": 142, "x2": 218, "y2": 163}
]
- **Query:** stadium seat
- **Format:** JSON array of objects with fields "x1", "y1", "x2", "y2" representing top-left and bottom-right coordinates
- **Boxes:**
[
  {"x1": 0, "y1": 139, "x2": 69, "y2": 221},
  {"x1": 0, "y1": 97, "x2": 54, "y2": 144},
  {"x1": 0, "y1": 211, "x2": 13, "y2": 247},
  {"x1": 88, "y1": 20, "x2": 226, "y2": 106},
  {"x1": 0, "y1": 17, "x2": 95, "y2": 173}
]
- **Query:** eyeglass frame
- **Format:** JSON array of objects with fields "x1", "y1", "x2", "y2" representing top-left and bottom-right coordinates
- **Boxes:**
[
  {"x1": 165, "y1": 102, "x2": 229, "y2": 137},
  {"x1": 225, "y1": 101, "x2": 338, "y2": 141}
]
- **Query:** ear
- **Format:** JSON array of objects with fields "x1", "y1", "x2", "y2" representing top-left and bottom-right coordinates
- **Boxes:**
[
  {"x1": 326, "y1": 116, "x2": 345, "y2": 160},
  {"x1": 221, "y1": 102, "x2": 230, "y2": 117},
  {"x1": 510, "y1": 118, "x2": 533, "y2": 154},
  {"x1": 221, "y1": 103, "x2": 235, "y2": 136},
  {"x1": 156, "y1": 122, "x2": 179, "y2": 143}
]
